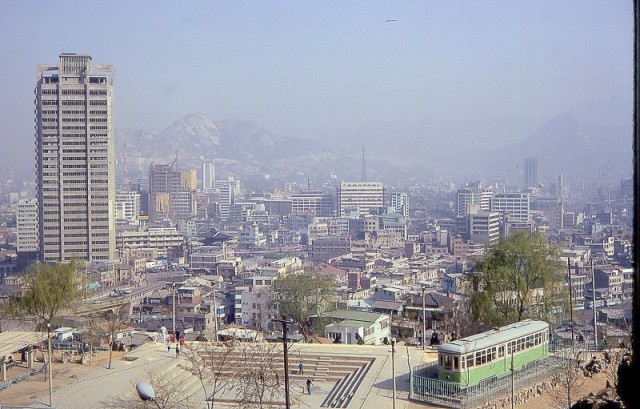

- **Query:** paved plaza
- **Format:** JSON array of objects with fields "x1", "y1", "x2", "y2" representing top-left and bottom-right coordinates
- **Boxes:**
[{"x1": 31, "y1": 341, "x2": 438, "y2": 408}]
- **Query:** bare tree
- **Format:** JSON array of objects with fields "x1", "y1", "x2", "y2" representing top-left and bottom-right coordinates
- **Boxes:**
[
  {"x1": 181, "y1": 342, "x2": 236, "y2": 409},
  {"x1": 106, "y1": 306, "x2": 129, "y2": 369},
  {"x1": 233, "y1": 342, "x2": 299, "y2": 409},
  {"x1": 547, "y1": 346, "x2": 586, "y2": 409}
]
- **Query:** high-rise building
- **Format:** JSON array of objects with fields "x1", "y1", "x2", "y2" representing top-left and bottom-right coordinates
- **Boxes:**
[
  {"x1": 291, "y1": 189, "x2": 333, "y2": 217},
  {"x1": 35, "y1": 54, "x2": 115, "y2": 262},
  {"x1": 215, "y1": 178, "x2": 237, "y2": 221},
  {"x1": 467, "y1": 205, "x2": 500, "y2": 245},
  {"x1": 490, "y1": 192, "x2": 530, "y2": 223},
  {"x1": 523, "y1": 157, "x2": 539, "y2": 189},
  {"x1": 455, "y1": 186, "x2": 493, "y2": 217},
  {"x1": 115, "y1": 191, "x2": 141, "y2": 225},
  {"x1": 202, "y1": 161, "x2": 215, "y2": 192},
  {"x1": 390, "y1": 192, "x2": 409, "y2": 219},
  {"x1": 148, "y1": 164, "x2": 196, "y2": 222},
  {"x1": 17, "y1": 199, "x2": 39, "y2": 253},
  {"x1": 337, "y1": 182, "x2": 385, "y2": 217}
]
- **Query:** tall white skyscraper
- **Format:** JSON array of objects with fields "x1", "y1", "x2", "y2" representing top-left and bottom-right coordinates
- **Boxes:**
[
  {"x1": 35, "y1": 54, "x2": 115, "y2": 262},
  {"x1": 202, "y1": 161, "x2": 215, "y2": 192}
]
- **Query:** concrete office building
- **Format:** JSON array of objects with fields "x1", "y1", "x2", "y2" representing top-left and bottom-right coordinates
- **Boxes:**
[
  {"x1": 291, "y1": 189, "x2": 333, "y2": 217},
  {"x1": 390, "y1": 192, "x2": 409, "y2": 219},
  {"x1": 115, "y1": 191, "x2": 141, "y2": 225},
  {"x1": 337, "y1": 182, "x2": 385, "y2": 217},
  {"x1": 35, "y1": 54, "x2": 115, "y2": 262},
  {"x1": 467, "y1": 205, "x2": 500, "y2": 245},
  {"x1": 17, "y1": 199, "x2": 39, "y2": 253},
  {"x1": 490, "y1": 192, "x2": 530, "y2": 223},
  {"x1": 455, "y1": 186, "x2": 493, "y2": 217}
]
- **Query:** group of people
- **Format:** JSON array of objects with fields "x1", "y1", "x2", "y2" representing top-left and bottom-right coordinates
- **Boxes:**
[{"x1": 166, "y1": 336, "x2": 185, "y2": 358}]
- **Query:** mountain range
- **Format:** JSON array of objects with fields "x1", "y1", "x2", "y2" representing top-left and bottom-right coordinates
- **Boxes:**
[{"x1": 116, "y1": 97, "x2": 632, "y2": 188}]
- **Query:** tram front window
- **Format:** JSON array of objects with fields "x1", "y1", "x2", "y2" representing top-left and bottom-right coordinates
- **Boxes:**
[{"x1": 444, "y1": 355, "x2": 453, "y2": 370}]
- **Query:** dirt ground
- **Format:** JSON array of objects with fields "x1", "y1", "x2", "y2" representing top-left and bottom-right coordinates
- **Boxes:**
[
  {"x1": 520, "y1": 371, "x2": 616, "y2": 409},
  {"x1": 0, "y1": 349, "x2": 125, "y2": 407}
]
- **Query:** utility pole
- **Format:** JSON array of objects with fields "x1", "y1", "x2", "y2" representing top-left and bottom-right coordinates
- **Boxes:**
[
  {"x1": 212, "y1": 288, "x2": 219, "y2": 342},
  {"x1": 591, "y1": 257, "x2": 598, "y2": 350},
  {"x1": 510, "y1": 349, "x2": 515, "y2": 409},
  {"x1": 391, "y1": 337, "x2": 397, "y2": 409},
  {"x1": 172, "y1": 283, "x2": 177, "y2": 341},
  {"x1": 422, "y1": 286, "x2": 427, "y2": 351},
  {"x1": 47, "y1": 322, "x2": 53, "y2": 407},
  {"x1": 567, "y1": 258, "x2": 575, "y2": 345},
  {"x1": 272, "y1": 317, "x2": 293, "y2": 409}
]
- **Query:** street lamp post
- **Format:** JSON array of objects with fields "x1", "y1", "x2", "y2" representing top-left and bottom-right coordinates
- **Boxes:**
[
  {"x1": 391, "y1": 337, "x2": 397, "y2": 409},
  {"x1": 171, "y1": 283, "x2": 177, "y2": 341},
  {"x1": 272, "y1": 317, "x2": 293, "y2": 409},
  {"x1": 46, "y1": 322, "x2": 53, "y2": 407},
  {"x1": 136, "y1": 381, "x2": 162, "y2": 409}
]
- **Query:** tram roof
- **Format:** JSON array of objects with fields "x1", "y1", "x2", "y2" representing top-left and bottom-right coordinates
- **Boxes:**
[{"x1": 437, "y1": 319, "x2": 549, "y2": 354}]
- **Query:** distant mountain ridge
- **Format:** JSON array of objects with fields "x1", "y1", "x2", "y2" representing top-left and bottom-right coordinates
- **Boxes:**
[
  {"x1": 114, "y1": 97, "x2": 633, "y2": 188},
  {"x1": 117, "y1": 113, "x2": 330, "y2": 165}
]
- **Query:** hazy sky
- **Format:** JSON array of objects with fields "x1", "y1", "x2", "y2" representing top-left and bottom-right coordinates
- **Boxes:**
[{"x1": 0, "y1": 1, "x2": 633, "y2": 171}]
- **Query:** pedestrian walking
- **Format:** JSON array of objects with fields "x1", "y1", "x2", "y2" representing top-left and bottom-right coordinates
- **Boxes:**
[
  {"x1": 179, "y1": 337, "x2": 185, "y2": 351},
  {"x1": 175, "y1": 344, "x2": 180, "y2": 359},
  {"x1": 298, "y1": 361, "x2": 304, "y2": 375},
  {"x1": 306, "y1": 378, "x2": 313, "y2": 395},
  {"x1": 167, "y1": 343, "x2": 171, "y2": 353}
]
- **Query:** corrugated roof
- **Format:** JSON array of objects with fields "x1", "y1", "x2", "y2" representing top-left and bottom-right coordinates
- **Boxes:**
[{"x1": 322, "y1": 310, "x2": 387, "y2": 324}]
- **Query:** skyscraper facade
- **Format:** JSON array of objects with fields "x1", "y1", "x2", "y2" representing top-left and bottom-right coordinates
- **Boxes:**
[
  {"x1": 35, "y1": 54, "x2": 115, "y2": 262},
  {"x1": 337, "y1": 182, "x2": 385, "y2": 217},
  {"x1": 523, "y1": 157, "x2": 539, "y2": 189},
  {"x1": 202, "y1": 161, "x2": 216, "y2": 192}
]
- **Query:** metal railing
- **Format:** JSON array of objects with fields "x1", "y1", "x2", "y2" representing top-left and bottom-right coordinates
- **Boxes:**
[{"x1": 410, "y1": 354, "x2": 579, "y2": 408}]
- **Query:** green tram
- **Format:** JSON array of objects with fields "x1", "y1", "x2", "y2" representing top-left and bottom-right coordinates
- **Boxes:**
[{"x1": 436, "y1": 319, "x2": 549, "y2": 387}]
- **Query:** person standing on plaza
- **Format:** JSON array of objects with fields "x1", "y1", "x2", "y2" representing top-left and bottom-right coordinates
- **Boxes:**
[
  {"x1": 175, "y1": 344, "x2": 180, "y2": 359},
  {"x1": 306, "y1": 378, "x2": 313, "y2": 395},
  {"x1": 298, "y1": 361, "x2": 304, "y2": 375}
]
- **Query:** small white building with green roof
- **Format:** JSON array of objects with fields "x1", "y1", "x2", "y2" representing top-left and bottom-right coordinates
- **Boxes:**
[{"x1": 322, "y1": 310, "x2": 390, "y2": 345}]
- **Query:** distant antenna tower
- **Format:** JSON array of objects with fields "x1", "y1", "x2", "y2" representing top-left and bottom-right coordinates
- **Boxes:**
[
  {"x1": 307, "y1": 176, "x2": 311, "y2": 190},
  {"x1": 361, "y1": 148, "x2": 366, "y2": 182}
]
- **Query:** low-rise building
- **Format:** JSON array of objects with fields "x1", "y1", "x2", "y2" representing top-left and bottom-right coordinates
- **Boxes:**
[{"x1": 322, "y1": 310, "x2": 390, "y2": 345}]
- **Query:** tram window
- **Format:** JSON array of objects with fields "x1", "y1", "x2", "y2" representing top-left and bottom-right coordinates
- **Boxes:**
[
  {"x1": 527, "y1": 335, "x2": 534, "y2": 348},
  {"x1": 439, "y1": 355, "x2": 443, "y2": 366},
  {"x1": 454, "y1": 356, "x2": 459, "y2": 370},
  {"x1": 476, "y1": 352, "x2": 482, "y2": 366},
  {"x1": 466, "y1": 355, "x2": 474, "y2": 367},
  {"x1": 507, "y1": 342, "x2": 513, "y2": 355},
  {"x1": 444, "y1": 355, "x2": 453, "y2": 370},
  {"x1": 498, "y1": 346, "x2": 505, "y2": 358},
  {"x1": 491, "y1": 347, "x2": 496, "y2": 360}
]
